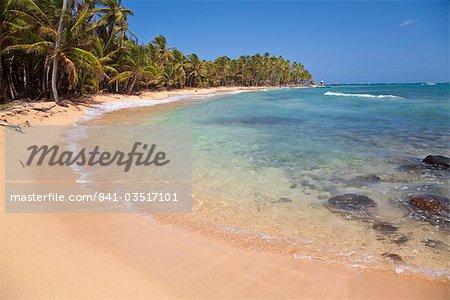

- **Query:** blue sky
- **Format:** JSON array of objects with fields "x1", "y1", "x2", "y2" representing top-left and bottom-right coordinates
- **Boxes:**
[{"x1": 124, "y1": 1, "x2": 449, "y2": 84}]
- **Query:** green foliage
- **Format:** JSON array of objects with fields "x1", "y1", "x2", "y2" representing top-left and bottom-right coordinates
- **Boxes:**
[{"x1": 0, "y1": 0, "x2": 313, "y2": 102}]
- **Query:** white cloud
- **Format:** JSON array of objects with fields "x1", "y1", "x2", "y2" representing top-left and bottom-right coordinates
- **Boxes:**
[{"x1": 399, "y1": 19, "x2": 415, "y2": 28}]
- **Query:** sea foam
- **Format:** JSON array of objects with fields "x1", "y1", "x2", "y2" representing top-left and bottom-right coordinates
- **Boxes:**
[{"x1": 324, "y1": 91, "x2": 402, "y2": 99}]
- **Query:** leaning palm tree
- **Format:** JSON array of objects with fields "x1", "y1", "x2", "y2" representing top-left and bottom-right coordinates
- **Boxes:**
[{"x1": 51, "y1": 0, "x2": 68, "y2": 103}]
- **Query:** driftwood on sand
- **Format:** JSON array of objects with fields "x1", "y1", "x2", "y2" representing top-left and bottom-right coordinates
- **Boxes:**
[{"x1": 0, "y1": 121, "x2": 24, "y2": 133}]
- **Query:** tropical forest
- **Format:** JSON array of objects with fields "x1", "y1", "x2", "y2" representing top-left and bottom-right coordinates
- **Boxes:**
[{"x1": 0, "y1": 0, "x2": 313, "y2": 103}]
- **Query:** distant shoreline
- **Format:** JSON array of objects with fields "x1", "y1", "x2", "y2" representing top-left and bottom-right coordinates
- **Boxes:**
[{"x1": 0, "y1": 85, "x2": 290, "y2": 127}]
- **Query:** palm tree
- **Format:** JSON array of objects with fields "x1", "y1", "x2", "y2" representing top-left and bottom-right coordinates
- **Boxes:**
[
  {"x1": 151, "y1": 35, "x2": 174, "y2": 71},
  {"x1": 109, "y1": 42, "x2": 158, "y2": 94},
  {"x1": 96, "y1": 0, "x2": 133, "y2": 53},
  {"x1": 214, "y1": 56, "x2": 231, "y2": 86},
  {"x1": 186, "y1": 53, "x2": 206, "y2": 87},
  {"x1": 0, "y1": 0, "x2": 6, "y2": 99},
  {"x1": 5, "y1": 0, "x2": 103, "y2": 100},
  {"x1": 0, "y1": 0, "x2": 313, "y2": 103},
  {"x1": 51, "y1": 0, "x2": 68, "y2": 103}
]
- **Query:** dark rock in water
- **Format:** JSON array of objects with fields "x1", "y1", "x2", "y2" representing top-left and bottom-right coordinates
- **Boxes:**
[
  {"x1": 326, "y1": 194, "x2": 377, "y2": 219},
  {"x1": 300, "y1": 180, "x2": 316, "y2": 190},
  {"x1": 414, "y1": 184, "x2": 449, "y2": 197},
  {"x1": 359, "y1": 175, "x2": 382, "y2": 183},
  {"x1": 382, "y1": 253, "x2": 403, "y2": 263},
  {"x1": 398, "y1": 194, "x2": 450, "y2": 229},
  {"x1": 397, "y1": 157, "x2": 429, "y2": 172},
  {"x1": 347, "y1": 175, "x2": 382, "y2": 187},
  {"x1": 289, "y1": 183, "x2": 297, "y2": 189},
  {"x1": 391, "y1": 235, "x2": 410, "y2": 245},
  {"x1": 423, "y1": 155, "x2": 450, "y2": 169},
  {"x1": 372, "y1": 222, "x2": 398, "y2": 234},
  {"x1": 410, "y1": 195, "x2": 449, "y2": 214},
  {"x1": 422, "y1": 239, "x2": 448, "y2": 251},
  {"x1": 328, "y1": 194, "x2": 377, "y2": 210},
  {"x1": 397, "y1": 156, "x2": 449, "y2": 175},
  {"x1": 423, "y1": 239, "x2": 450, "y2": 252},
  {"x1": 272, "y1": 197, "x2": 292, "y2": 203}
]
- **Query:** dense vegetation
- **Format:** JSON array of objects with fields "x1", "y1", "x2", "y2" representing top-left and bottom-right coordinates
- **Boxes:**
[{"x1": 0, "y1": 0, "x2": 313, "y2": 103}]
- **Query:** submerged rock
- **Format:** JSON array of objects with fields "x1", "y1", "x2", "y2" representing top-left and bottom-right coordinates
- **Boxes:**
[
  {"x1": 397, "y1": 156, "x2": 449, "y2": 175},
  {"x1": 413, "y1": 184, "x2": 449, "y2": 197},
  {"x1": 391, "y1": 235, "x2": 410, "y2": 245},
  {"x1": 347, "y1": 175, "x2": 382, "y2": 187},
  {"x1": 423, "y1": 155, "x2": 450, "y2": 169},
  {"x1": 372, "y1": 222, "x2": 398, "y2": 234},
  {"x1": 422, "y1": 239, "x2": 449, "y2": 251},
  {"x1": 398, "y1": 194, "x2": 450, "y2": 229},
  {"x1": 410, "y1": 195, "x2": 449, "y2": 214},
  {"x1": 272, "y1": 197, "x2": 292, "y2": 203},
  {"x1": 382, "y1": 253, "x2": 403, "y2": 263},
  {"x1": 326, "y1": 194, "x2": 377, "y2": 219}
]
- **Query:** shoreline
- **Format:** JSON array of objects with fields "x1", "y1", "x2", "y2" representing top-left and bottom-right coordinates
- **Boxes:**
[
  {"x1": 0, "y1": 86, "x2": 273, "y2": 126},
  {"x1": 1, "y1": 86, "x2": 449, "y2": 299}
]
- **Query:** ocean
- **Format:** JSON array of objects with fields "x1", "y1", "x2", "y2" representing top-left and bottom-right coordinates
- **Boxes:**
[{"x1": 80, "y1": 83, "x2": 450, "y2": 279}]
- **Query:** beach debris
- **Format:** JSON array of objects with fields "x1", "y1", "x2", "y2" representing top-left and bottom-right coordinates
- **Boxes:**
[
  {"x1": 31, "y1": 104, "x2": 56, "y2": 112},
  {"x1": 326, "y1": 193, "x2": 377, "y2": 219},
  {"x1": 382, "y1": 253, "x2": 403, "y2": 263},
  {"x1": 423, "y1": 155, "x2": 450, "y2": 170},
  {"x1": 0, "y1": 121, "x2": 24, "y2": 133}
]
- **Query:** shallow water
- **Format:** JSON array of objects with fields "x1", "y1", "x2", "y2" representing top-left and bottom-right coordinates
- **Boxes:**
[{"x1": 82, "y1": 84, "x2": 450, "y2": 279}]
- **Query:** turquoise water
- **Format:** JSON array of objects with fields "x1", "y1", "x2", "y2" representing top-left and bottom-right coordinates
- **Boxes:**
[
  {"x1": 89, "y1": 84, "x2": 450, "y2": 278},
  {"x1": 155, "y1": 84, "x2": 449, "y2": 202}
]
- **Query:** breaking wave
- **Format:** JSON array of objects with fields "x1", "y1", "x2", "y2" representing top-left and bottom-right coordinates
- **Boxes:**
[{"x1": 324, "y1": 91, "x2": 402, "y2": 99}]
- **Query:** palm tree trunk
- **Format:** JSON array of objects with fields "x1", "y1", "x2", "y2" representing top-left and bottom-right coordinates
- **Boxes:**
[
  {"x1": 42, "y1": 55, "x2": 49, "y2": 96},
  {"x1": 0, "y1": 51, "x2": 4, "y2": 100},
  {"x1": 51, "y1": 0, "x2": 68, "y2": 103},
  {"x1": 128, "y1": 75, "x2": 137, "y2": 94},
  {"x1": 104, "y1": 31, "x2": 115, "y2": 53},
  {"x1": 7, "y1": 65, "x2": 16, "y2": 99},
  {"x1": 0, "y1": 14, "x2": 4, "y2": 100}
]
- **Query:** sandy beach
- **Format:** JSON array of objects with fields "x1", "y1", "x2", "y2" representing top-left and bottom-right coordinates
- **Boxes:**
[{"x1": 1, "y1": 87, "x2": 449, "y2": 299}]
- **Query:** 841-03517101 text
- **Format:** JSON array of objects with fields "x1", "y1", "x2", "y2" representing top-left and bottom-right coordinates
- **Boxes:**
[{"x1": 9, "y1": 192, "x2": 179, "y2": 202}]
